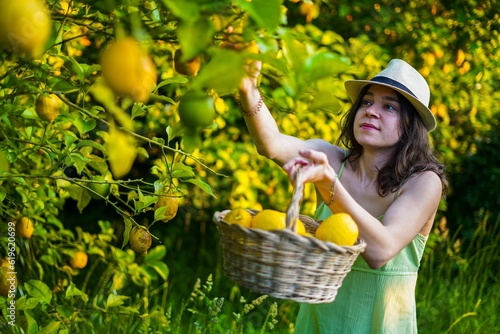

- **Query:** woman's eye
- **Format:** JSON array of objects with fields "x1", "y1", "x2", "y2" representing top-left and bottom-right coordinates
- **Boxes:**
[
  {"x1": 385, "y1": 104, "x2": 397, "y2": 112},
  {"x1": 361, "y1": 99, "x2": 372, "y2": 106}
]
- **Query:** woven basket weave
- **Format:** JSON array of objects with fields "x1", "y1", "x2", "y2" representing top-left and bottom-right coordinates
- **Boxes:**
[{"x1": 213, "y1": 170, "x2": 367, "y2": 304}]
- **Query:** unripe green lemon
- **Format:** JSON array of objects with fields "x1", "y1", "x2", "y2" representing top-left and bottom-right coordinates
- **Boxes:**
[{"x1": 178, "y1": 90, "x2": 215, "y2": 129}]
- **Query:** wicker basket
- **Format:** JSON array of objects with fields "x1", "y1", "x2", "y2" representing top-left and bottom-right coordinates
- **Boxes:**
[{"x1": 213, "y1": 170, "x2": 367, "y2": 304}]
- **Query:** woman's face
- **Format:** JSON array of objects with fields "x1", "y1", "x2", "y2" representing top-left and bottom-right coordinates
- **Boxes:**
[{"x1": 353, "y1": 84, "x2": 402, "y2": 150}]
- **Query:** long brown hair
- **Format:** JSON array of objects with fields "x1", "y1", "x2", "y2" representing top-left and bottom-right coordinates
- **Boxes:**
[{"x1": 338, "y1": 84, "x2": 448, "y2": 197}]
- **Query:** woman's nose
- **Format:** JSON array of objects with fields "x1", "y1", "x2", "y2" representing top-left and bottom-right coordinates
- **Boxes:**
[{"x1": 365, "y1": 105, "x2": 379, "y2": 117}]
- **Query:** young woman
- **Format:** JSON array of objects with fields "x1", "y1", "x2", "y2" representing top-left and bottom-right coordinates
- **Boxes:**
[{"x1": 237, "y1": 58, "x2": 448, "y2": 333}]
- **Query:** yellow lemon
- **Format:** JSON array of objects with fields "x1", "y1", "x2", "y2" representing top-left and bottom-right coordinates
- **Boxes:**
[
  {"x1": 105, "y1": 125, "x2": 137, "y2": 179},
  {"x1": 154, "y1": 192, "x2": 179, "y2": 223},
  {"x1": 70, "y1": 251, "x2": 88, "y2": 269},
  {"x1": 0, "y1": 258, "x2": 16, "y2": 297},
  {"x1": 251, "y1": 209, "x2": 306, "y2": 233},
  {"x1": 129, "y1": 226, "x2": 152, "y2": 255},
  {"x1": 35, "y1": 94, "x2": 60, "y2": 122},
  {"x1": 16, "y1": 216, "x2": 34, "y2": 239},
  {"x1": 315, "y1": 213, "x2": 359, "y2": 246},
  {"x1": 223, "y1": 208, "x2": 252, "y2": 228},
  {"x1": 100, "y1": 37, "x2": 157, "y2": 103},
  {"x1": 0, "y1": 0, "x2": 52, "y2": 58}
]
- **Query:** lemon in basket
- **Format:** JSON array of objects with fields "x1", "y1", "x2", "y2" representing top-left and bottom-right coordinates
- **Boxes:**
[
  {"x1": 315, "y1": 213, "x2": 359, "y2": 246},
  {"x1": 251, "y1": 209, "x2": 306, "y2": 234},
  {"x1": 224, "y1": 208, "x2": 253, "y2": 228}
]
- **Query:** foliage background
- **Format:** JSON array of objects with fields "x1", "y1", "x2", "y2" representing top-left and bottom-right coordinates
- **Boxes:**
[{"x1": 0, "y1": 0, "x2": 498, "y2": 333}]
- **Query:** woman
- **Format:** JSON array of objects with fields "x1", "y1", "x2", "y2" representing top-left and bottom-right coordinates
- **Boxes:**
[{"x1": 237, "y1": 58, "x2": 448, "y2": 333}]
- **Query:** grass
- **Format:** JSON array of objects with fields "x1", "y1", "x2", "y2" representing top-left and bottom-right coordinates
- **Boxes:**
[{"x1": 417, "y1": 212, "x2": 500, "y2": 333}]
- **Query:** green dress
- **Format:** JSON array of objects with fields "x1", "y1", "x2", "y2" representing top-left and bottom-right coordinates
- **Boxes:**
[{"x1": 294, "y1": 165, "x2": 428, "y2": 333}]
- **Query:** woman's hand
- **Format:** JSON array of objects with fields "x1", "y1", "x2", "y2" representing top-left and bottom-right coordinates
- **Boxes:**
[
  {"x1": 282, "y1": 149, "x2": 336, "y2": 186},
  {"x1": 239, "y1": 58, "x2": 262, "y2": 93}
]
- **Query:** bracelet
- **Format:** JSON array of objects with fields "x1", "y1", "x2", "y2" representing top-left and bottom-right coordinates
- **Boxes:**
[
  {"x1": 237, "y1": 88, "x2": 264, "y2": 117},
  {"x1": 326, "y1": 174, "x2": 338, "y2": 206}
]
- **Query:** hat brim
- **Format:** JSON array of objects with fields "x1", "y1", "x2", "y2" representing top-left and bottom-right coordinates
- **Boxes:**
[{"x1": 344, "y1": 80, "x2": 436, "y2": 132}]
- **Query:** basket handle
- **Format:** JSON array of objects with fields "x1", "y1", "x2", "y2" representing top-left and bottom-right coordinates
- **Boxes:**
[{"x1": 286, "y1": 166, "x2": 305, "y2": 232}]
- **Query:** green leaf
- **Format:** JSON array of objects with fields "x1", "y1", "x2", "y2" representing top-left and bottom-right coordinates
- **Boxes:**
[
  {"x1": 309, "y1": 90, "x2": 342, "y2": 114},
  {"x1": 73, "y1": 117, "x2": 97, "y2": 135},
  {"x1": 191, "y1": 48, "x2": 246, "y2": 94},
  {"x1": 184, "y1": 178, "x2": 215, "y2": 198},
  {"x1": 0, "y1": 186, "x2": 6, "y2": 202},
  {"x1": 16, "y1": 296, "x2": 40, "y2": 311},
  {"x1": 121, "y1": 217, "x2": 133, "y2": 248},
  {"x1": 144, "y1": 245, "x2": 167, "y2": 262},
  {"x1": 236, "y1": 0, "x2": 282, "y2": 33},
  {"x1": 75, "y1": 140, "x2": 106, "y2": 153},
  {"x1": 171, "y1": 162, "x2": 195, "y2": 180},
  {"x1": 177, "y1": 16, "x2": 215, "y2": 61},
  {"x1": 39, "y1": 322, "x2": 61, "y2": 334},
  {"x1": 149, "y1": 261, "x2": 169, "y2": 280},
  {"x1": 161, "y1": 0, "x2": 199, "y2": 21},
  {"x1": 156, "y1": 76, "x2": 189, "y2": 90},
  {"x1": 24, "y1": 311, "x2": 38, "y2": 334},
  {"x1": 56, "y1": 305, "x2": 75, "y2": 318},
  {"x1": 25, "y1": 280, "x2": 52, "y2": 304},
  {"x1": 65, "y1": 283, "x2": 89, "y2": 303},
  {"x1": 105, "y1": 294, "x2": 129, "y2": 310},
  {"x1": 304, "y1": 52, "x2": 352, "y2": 82}
]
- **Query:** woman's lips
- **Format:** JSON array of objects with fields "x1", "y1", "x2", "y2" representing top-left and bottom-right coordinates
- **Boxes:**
[{"x1": 360, "y1": 122, "x2": 378, "y2": 130}]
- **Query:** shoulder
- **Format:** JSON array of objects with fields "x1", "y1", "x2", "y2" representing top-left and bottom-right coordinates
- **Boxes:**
[{"x1": 401, "y1": 171, "x2": 443, "y2": 199}]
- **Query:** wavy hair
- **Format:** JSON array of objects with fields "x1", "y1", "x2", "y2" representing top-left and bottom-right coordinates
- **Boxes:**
[{"x1": 338, "y1": 85, "x2": 448, "y2": 197}]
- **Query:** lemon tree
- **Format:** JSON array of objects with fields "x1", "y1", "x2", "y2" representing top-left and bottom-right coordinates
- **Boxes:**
[{"x1": 0, "y1": 0, "x2": 497, "y2": 332}]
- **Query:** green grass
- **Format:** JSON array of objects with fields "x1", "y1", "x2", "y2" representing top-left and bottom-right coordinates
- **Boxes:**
[
  {"x1": 158, "y1": 212, "x2": 499, "y2": 333},
  {"x1": 416, "y1": 212, "x2": 500, "y2": 333}
]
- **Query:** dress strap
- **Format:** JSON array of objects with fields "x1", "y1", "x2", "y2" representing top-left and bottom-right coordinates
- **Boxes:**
[{"x1": 337, "y1": 149, "x2": 347, "y2": 179}]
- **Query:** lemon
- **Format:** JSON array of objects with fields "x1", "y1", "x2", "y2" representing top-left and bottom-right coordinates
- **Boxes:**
[
  {"x1": 35, "y1": 93, "x2": 60, "y2": 122},
  {"x1": 16, "y1": 216, "x2": 34, "y2": 239},
  {"x1": 70, "y1": 251, "x2": 88, "y2": 269},
  {"x1": 315, "y1": 213, "x2": 359, "y2": 246},
  {"x1": 100, "y1": 37, "x2": 157, "y2": 103},
  {"x1": 105, "y1": 125, "x2": 137, "y2": 179},
  {"x1": 0, "y1": 258, "x2": 16, "y2": 297},
  {"x1": 154, "y1": 192, "x2": 179, "y2": 222},
  {"x1": 223, "y1": 208, "x2": 252, "y2": 228},
  {"x1": 0, "y1": 0, "x2": 52, "y2": 58},
  {"x1": 88, "y1": 174, "x2": 112, "y2": 199},
  {"x1": 178, "y1": 90, "x2": 215, "y2": 129},
  {"x1": 129, "y1": 226, "x2": 152, "y2": 254},
  {"x1": 251, "y1": 209, "x2": 306, "y2": 233}
]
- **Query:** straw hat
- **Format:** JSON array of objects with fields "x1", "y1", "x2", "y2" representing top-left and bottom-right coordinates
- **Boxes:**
[{"x1": 344, "y1": 59, "x2": 436, "y2": 132}]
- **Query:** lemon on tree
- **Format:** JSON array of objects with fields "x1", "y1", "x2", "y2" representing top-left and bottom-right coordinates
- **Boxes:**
[
  {"x1": 223, "y1": 208, "x2": 252, "y2": 228},
  {"x1": 315, "y1": 213, "x2": 359, "y2": 246},
  {"x1": 0, "y1": 258, "x2": 16, "y2": 297},
  {"x1": 16, "y1": 216, "x2": 34, "y2": 239},
  {"x1": 0, "y1": 0, "x2": 52, "y2": 58},
  {"x1": 100, "y1": 37, "x2": 157, "y2": 103},
  {"x1": 178, "y1": 90, "x2": 215, "y2": 129},
  {"x1": 35, "y1": 93, "x2": 60, "y2": 122},
  {"x1": 129, "y1": 226, "x2": 152, "y2": 255},
  {"x1": 154, "y1": 191, "x2": 179, "y2": 223},
  {"x1": 87, "y1": 171, "x2": 113, "y2": 199},
  {"x1": 70, "y1": 251, "x2": 88, "y2": 269},
  {"x1": 251, "y1": 209, "x2": 306, "y2": 234},
  {"x1": 105, "y1": 124, "x2": 137, "y2": 179}
]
